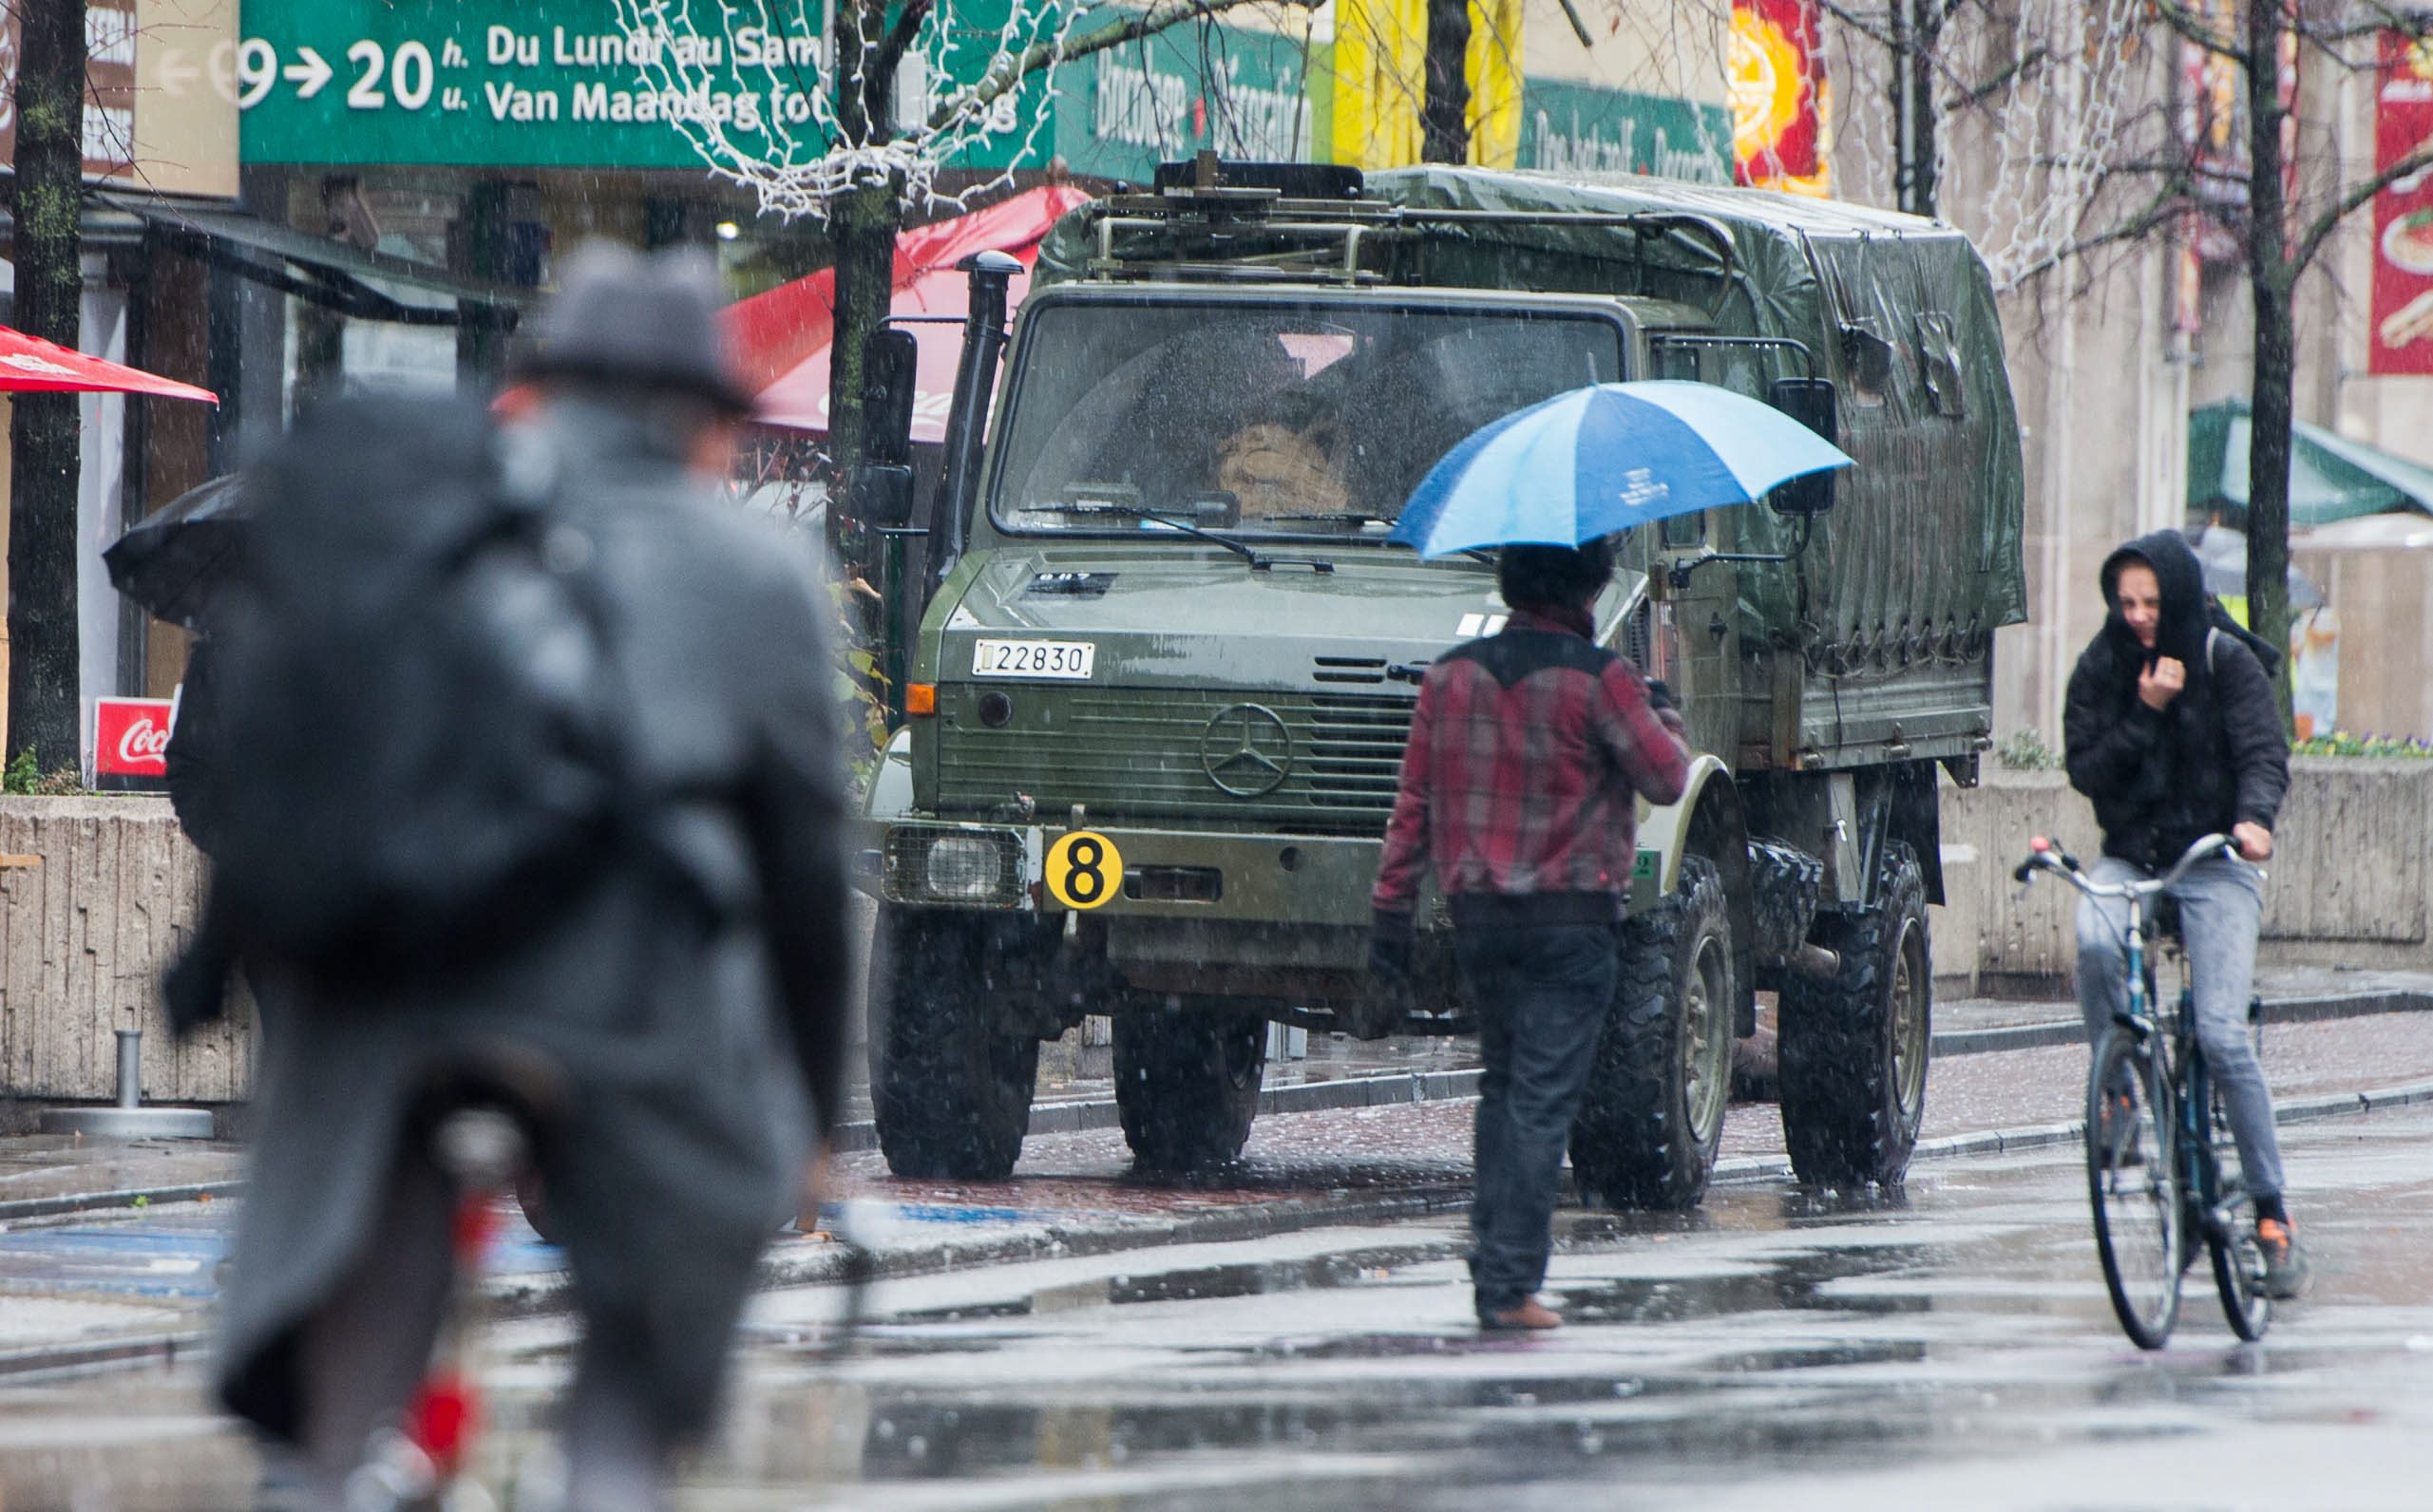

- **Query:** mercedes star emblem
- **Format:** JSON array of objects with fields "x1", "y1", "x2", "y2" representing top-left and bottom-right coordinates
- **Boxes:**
[{"x1": 1200, "y1": 703, "x2": 1293, "y2": 797}]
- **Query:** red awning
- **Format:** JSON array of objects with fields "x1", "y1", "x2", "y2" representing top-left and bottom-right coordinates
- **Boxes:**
[
  {"x1": 724, "y1": 184, "x2": 1092, "y2": 442},
  {"x1": 0, "y1": 324, "x2": 217, "y2": 402}
]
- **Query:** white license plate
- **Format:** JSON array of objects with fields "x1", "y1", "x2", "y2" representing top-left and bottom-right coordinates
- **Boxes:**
[{"x1": 972, "y1": 639, "x2": 1096, "y2": 679}]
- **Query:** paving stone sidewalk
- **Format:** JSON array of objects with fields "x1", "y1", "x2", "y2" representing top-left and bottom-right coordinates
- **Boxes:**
[{"x1": 6, "y1": 965, "x2": 2429, "y2": 1223}]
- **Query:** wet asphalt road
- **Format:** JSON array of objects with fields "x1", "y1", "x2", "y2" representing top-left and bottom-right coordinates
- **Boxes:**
[{"x1": 10, "y1": 1105, "x2": 2433, "y2": 1508}]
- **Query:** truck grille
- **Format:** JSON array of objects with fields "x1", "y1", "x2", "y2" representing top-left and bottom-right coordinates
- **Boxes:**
[{"x1": 938, "y1": 689, "x2": 1416, "y2": 836}]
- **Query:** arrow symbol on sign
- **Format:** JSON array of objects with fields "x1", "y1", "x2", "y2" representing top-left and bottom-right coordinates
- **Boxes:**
[
  {"x1": 158, "y1": 52, "x2": 200, "y2": 95},
  {"x1": 284, "y1": 46, "x2": 332, "y2": 98}
]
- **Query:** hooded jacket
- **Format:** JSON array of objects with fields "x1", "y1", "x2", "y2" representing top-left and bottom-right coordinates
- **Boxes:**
[{"x1": 2062, "y1": 529, "x2": 2289, "y2": 869}]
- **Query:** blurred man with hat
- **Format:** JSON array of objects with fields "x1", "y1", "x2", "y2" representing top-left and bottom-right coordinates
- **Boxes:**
[{"x1": 210, "y1": 243, "x2": 851, "y2": 1509}]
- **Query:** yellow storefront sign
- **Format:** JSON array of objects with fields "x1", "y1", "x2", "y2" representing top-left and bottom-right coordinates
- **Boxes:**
[{"x1": 1331, "y1": 0, "x2": 1522, "y2": 170}]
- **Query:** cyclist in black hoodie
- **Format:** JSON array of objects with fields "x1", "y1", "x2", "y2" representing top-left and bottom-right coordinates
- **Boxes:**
[{"x1": 2063, "y1": 528, "x2": 2304, "y2": 1297}]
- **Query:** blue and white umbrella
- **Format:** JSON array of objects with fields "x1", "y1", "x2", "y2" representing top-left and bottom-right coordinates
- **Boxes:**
[{"x1": 1390, "y1": 380, "x2": 1855, "y2": 559}]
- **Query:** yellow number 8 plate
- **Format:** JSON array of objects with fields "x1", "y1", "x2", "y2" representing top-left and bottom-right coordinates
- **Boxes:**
[{"x1": 1046, "y1": 831, "x2": 1124, "y2": 910}]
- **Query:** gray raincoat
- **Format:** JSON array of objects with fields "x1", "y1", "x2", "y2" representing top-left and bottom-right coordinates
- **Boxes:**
[{"x1": 215, "y1": 400, "x2": 852, "y2": 1445}]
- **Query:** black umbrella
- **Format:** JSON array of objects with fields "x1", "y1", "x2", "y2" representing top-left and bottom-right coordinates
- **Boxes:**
[{"x1": 104, "y1": 473, "x2": 246, "y2": 629}]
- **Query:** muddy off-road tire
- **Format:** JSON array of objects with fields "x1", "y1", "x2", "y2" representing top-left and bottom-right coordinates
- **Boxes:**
[
  {"x1": 1778, "y1": 841, "x2": 1931, "y2": 1189},
  {"x1": 868, "y1": 906, "x2": 1040, "y2": 1180},
  {"x1": 1569, "y1": 855, "x2": 1737, "y2": 1211},
  {"x1": 1113, "y1": 1006, "x2": 1268, "y2": 1174}
]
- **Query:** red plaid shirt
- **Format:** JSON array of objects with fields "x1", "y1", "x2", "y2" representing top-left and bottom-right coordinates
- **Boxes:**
[{"x1": 1372, "y1": 605, "x2": 1690, "y2": 925}]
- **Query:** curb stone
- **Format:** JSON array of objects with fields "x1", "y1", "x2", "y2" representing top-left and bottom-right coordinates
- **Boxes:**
[
  {"x1": 1927, "y1": 989, "x2": 2433, "y2": 1056},
  {"x1": 840, "y1": 987, "x2": 2433, "y2": 1155}
]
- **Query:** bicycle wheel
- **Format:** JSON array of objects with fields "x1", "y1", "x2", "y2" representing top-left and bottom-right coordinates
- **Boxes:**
[
  {"x1": 2205, "y1": 1073, "x2": 2271, "y2": 1341},
  {"x1": 2086, "y1": 1027, "x2": 2180, "y2": 1349}
]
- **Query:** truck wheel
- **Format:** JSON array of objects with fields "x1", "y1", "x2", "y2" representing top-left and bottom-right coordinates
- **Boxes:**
[
  {"x1": 1112, "y1": 1007, "x2": 1267, "y2": 1174},
  {"x1": 1569, "y1": 854, "x2": 1736, "y2": 1211},
  {"x1": 868, "y1": 906, "x2": 1039, "y2": 1180},
  {"x1": 1778, "y1": 841, "x2": 1931, "y2": 1189}
]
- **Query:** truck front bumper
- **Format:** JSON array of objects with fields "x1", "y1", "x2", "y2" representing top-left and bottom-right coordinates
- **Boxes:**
[{"x1": 861, "y1": 819, "x2": 1385, "y2": 927}]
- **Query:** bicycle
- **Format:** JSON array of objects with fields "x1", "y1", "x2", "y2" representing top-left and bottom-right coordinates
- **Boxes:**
[
  {"x1": 341, "y1": 1054, "x2": 877, "y2": 1512},
  {"x1": 2014, "y1": 832, "x2": 2272, "y2": 1350},
  {"x1": 343, "y1": 1071, "x2": 552, "y2": 1512}
]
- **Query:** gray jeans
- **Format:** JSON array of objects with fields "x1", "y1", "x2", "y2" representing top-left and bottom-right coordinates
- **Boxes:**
[{"x1": 2073, "y1": 853, "x2": 2285, "y2": 1203}]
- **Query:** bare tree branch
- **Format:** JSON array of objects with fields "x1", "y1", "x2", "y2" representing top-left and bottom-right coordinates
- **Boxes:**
[
  {"x1": 2287, "y1": 141, "x2": 2433, "y2": 280},
  {"x1": 870, "y1": 0, "x2": 939, "y2": 93},
  {"x1": 2150, "y1": 0, "x2": 2239, "y2": 60},
  {"x1": 2004, "y1": 184, "x2": 2186, "y2": 289},
  {"x1": 1953, "y1": 44, "x2": 2050, "y2": 109}
]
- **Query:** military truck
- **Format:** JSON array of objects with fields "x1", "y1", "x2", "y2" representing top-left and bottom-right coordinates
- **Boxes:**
[{"x1": 852, "y1": 159, "x2": 2024, "y2": 1202}]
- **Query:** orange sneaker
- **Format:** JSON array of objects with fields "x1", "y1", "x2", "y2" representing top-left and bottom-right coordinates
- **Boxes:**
[{"x1": 2256, "y1": 1218, "x2": 2309, "y2": 1299}]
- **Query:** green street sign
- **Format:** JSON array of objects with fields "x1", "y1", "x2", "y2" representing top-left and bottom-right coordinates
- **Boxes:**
[
  {"x1": 238, "y1": 0, "x2": 839, "y2": 168},
  {"x1": 237, "y1": 0, "x2": 1722, "y2": 187}
]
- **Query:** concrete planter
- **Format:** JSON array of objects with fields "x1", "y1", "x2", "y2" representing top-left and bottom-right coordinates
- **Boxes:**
[
  {"x1": 0, "y1": 796, "x2": 252, "y2": 1114},
  {"x1": 1932, "y1": 758, "x2": 2433, "y2": 992}
]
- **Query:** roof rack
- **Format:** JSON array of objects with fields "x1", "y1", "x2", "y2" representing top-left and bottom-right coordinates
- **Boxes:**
[{"x1": 1083, "y1": 153, "x2": 1738, "y2": 295}]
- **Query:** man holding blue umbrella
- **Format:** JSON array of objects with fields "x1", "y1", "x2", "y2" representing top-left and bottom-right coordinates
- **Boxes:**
[
  {"x1": 1369, "y1": 538, "x2": 1690, "y2": 1330},
  {"x1": 1369, "y1": 380, "x2": 1851, "y2": 1330}
]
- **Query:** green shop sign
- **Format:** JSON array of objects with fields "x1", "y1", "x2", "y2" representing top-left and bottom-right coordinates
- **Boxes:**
[
  {"x1": 238, "y1": 0, "x2": 838, "y2": 168},
  {"x1": 1043, "y1": 11, "x2": 1318, "y2": 185},
  {"x1": 1515, "y1": 80, "x2": 1730, "y2": 183}
]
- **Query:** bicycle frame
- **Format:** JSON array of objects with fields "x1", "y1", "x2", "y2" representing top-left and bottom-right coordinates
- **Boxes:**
[{"x1": 2140, "y1": 945, "x2": 2246, "y2": 1264}]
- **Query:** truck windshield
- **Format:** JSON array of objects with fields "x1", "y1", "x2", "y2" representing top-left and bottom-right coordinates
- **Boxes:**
[{"x1": 989, "y1": 300, "x2": 1625, "y2": 540}]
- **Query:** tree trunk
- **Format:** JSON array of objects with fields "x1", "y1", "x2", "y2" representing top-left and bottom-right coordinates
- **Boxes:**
[
  {"x1": 1421, "y1": 0, "x2": 1472, "y2": 164},
  {"x1": 2244, "y1": 0, "x2": 2294, "y2": 730},
  {"x1": 7, "y1": 0, "x2": 88, "y2": 772},
  {"x1": 1891, "y1": 0, "x2": 1938, "y2": 217},
  {"x1": 827, "y1": 178, "x2": 901, "y2": 571},
  {"x1": 824, "y1": 1, "x2": 902, "y2": 576}
]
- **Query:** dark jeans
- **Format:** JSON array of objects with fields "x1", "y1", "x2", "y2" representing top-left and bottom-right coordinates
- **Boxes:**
[{"x1": 1454, "y1": 921, "x2": 1618, "y2": 1317}]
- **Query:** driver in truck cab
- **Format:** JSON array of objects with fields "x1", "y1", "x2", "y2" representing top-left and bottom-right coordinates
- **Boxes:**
[{"x1": 1367, "y1": 538, "x2": 1691, "y2": 1331}]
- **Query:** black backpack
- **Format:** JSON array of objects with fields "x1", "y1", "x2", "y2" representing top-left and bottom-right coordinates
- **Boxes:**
[
  {"x1": 2204, "y1": 595, "x2": 2285, "y2": 679},
  {"x1": 206, "y1": 395, "x2": 624, "y2": 985}
]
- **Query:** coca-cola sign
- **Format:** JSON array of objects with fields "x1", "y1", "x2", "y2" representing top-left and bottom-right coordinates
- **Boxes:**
[{"x1": 93, "y1": 696, "x2": 176, "y2": 781}]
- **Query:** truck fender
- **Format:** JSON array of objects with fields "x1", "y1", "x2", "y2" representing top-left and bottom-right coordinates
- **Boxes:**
[
  {"x1": 1636, "y1": 755, "x2": 1736, "y2": 897},
  {"x1": 1637, "y1": 756, "x2": 1757, "y2": 1037},
  {"x1": 863, "y1": 726, "x2": 917, "y2": 822}
]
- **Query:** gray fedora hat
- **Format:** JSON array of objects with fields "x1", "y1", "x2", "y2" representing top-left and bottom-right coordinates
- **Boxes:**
[{"x1": 514, "y1": 240, "x2": 755, "y2": 415}]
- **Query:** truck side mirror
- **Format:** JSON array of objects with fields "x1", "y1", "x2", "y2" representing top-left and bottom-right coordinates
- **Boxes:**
[
  {"x1": 863, "y1": 327, "x2": 920, "y2": 467},
  {"x1": 1767, "y1": 376, "x2": 1839, "y2": 519},
  {"x1": 849, "y1": 462, "x2": 917, "y2": 529}
]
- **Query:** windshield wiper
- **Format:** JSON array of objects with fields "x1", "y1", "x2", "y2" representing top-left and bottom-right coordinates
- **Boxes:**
[
  {"x1": 1264, "y1": 510, "x2": 1394, "y2": 526},
  {"x1": 1262, "y1": 511, "x2": 1492, "y2": 564},
  {"x1": 1036, "y1": 500, "x2": 1334, "y2": 574}
]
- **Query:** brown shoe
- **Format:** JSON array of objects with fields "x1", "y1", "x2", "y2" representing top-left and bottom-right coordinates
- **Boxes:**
[{"x1": 1481, "y1": 1296, "x2": 1563, "y2": 1331}]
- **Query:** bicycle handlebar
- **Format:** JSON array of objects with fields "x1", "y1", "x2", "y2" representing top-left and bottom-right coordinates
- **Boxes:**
[{"x1": 2013, "y1": 831, "x2": 2249, "y2": 899}]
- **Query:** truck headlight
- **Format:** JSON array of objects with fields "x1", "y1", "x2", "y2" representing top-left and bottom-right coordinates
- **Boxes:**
[
  {"x1": 883, "y1": 827, "x2": 1024, "y2": 906},
  {"x1": 925, "y1": 835, "x2": 1007, "y2": 900}
]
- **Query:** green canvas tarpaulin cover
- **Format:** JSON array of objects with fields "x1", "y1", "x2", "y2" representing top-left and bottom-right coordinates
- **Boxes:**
[
  {"x1": 1036, "y1": 166, "x2": 2028, "y2": 654},
  {"x1": 2188, "y1": 398, "x2": 2433, "y2": 527}
]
